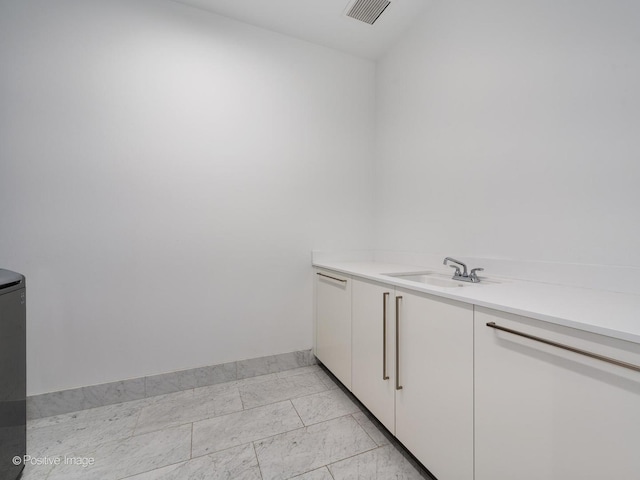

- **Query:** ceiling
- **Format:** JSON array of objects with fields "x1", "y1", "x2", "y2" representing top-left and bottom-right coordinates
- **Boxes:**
[{"x1": 171, "y1": 0, "x2": 430, "y2": 60}]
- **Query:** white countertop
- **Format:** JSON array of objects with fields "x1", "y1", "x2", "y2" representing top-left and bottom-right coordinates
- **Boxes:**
[{"x1": 313, "y1": 260, "x2": 640, "y2": 345}]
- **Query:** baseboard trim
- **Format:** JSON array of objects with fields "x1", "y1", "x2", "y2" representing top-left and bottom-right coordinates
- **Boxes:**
[{"x1": 27, "y1": 349, "x2": 316, "y2": 420}]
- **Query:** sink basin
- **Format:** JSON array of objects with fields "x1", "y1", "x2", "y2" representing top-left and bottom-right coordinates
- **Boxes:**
[
  {"x1": 383, "y1": 271, "x2": 502, "y2": 288},
  {"x1": 384, "y1": 271, "x2": 466, "y2": 288}
]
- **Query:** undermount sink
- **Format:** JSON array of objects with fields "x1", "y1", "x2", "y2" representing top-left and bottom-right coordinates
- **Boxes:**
[
  {"x1": 384, "y1": 271, "x2": 467, "y2": 288},
  {"x1": 383, "y1": 271, "x2": 501, "y2": 288}
]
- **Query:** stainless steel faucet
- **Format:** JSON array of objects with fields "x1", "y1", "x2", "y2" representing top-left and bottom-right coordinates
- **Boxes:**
[
  {"x1": 443, "y1": 257, "x2": 467, "y2": 277},
  {"x1": 443, "y1": 257, "x2": 484, "y2": 283}
]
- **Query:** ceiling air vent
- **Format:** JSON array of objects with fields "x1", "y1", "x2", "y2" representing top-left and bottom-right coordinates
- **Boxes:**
[{"x1": 346, "y1": 0, "x2": 391, "y2": 25}]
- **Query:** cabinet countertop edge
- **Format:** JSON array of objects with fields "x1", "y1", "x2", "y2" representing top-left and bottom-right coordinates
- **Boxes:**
[{"x1": 313, "y1": 261, "x2": 640, "y2": 345}]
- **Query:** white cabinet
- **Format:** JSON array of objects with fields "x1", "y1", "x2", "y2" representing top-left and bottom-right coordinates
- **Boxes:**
[
  {"x1": 316, "y1": 265, "x2": 640, "y2": 480},
  {"x1": 315, "y1": 269, "x2": 352, "y2": 389},
  {"x1": 395, "y1": 288, "x2": 474, "y2": 480},
  {"x1": 333, "y1": 277, "x2": 474, "y2": 479},
  {"x1": 475, "y1": 307, "x2": 640, "y2": 480},
  {"x1": 352, "y1": 279, "x2": 396, "y2": 433}
]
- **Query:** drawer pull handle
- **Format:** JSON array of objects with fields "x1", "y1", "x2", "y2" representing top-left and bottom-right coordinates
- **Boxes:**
[
  {"x1": 486, "y1": 322, "x2": 640, "y2": 373},
  {"x1": 316, "y1": 272, "x2": 347, "y2": 283},
  {"x1": 396, "y1": 296, "x2": 403, "y2": 390},
  {"x1": 383, "y1": 292, "x2": 390, "y2": 381}
]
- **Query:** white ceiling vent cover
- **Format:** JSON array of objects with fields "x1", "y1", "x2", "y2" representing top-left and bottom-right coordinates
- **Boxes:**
[{"x1": 346, "y1": 0, "x2": 391, "y2": 25}]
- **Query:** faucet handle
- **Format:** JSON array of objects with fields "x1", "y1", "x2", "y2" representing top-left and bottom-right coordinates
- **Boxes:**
[
  {"x1": 469, "y1": 268, "x2": 484, "y2": 282},
  {"x1": 447, "y1": 264, "x2": 462, "y2": 277}
]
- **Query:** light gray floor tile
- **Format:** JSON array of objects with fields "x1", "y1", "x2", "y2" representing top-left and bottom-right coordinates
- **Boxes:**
[
  {"x1": 192, "y1": 382, "x2": 237, "y2": 401},
  {"x1": 27, "y1": 352, "x2": 312, "y2": 420},
  {"x1": 25, "y1": 364, "x2": 421, "y2": 480},
  {"x1": 27, "y1": 402, "x2": 140, "y2": 458},
  {"x1": 276, "y1": 365, "x2": 321, "y2": 378},
  {"x1": 239, "y1": 372, "x2": 327, "y2": 409},
  {"x1": 231, "y1": 364, "x2": 321, "y2": 389},
  {"x1": 193, "y1": 382, "x2": 244, "y2": 411},
  {"x1": 96, "y1": 389, "x2": 194, "y2": 414},
  {"x1": 192, "y1": 400, "x2": 303, "y2": 457},
  {"x1": 27, "y1": 400, "x2": 140, "y2": 431},
  {"x1": 290, "y1": 466, "x2": 334, "y2": 479},
  {"x1": 314, "y1": 370, "x2": 340, "y2": 390},
  {"x1": 292, "y1": 389, "x2": 360, "y2": 426},
  {"x1": 126, "y1": 389, "x2": 195, "y2": 411},
  {"x1": 234, "y1": 372, "x2": 280, "y2": 388},
  {"x1": 191, "y1": 372, "x2": 279, "y2": 400},
  {"x1": 18, "y1": 462, "x2": 55, "y2": 480},
  {"x1": 190, "y1": 368, "x2": 321, "y2": 409},
  {"x1": 46, "y1": 424, "x2": 192, "y2": 480},
  {"x1": 328, "y1": 445, "x2": 425, "y2": 480},
  {"x1": 121, "y1": 444, "x2": 261, "y2": 480},
  {"x1": 351, "y1": 412, "x2": 390, "y2": 447},
  {"x1": 254, "y1": 415, "x2": 377, "y2": 480},
  {"x1": 134, "y1": 384, "x2": 242, "y2": 435}
]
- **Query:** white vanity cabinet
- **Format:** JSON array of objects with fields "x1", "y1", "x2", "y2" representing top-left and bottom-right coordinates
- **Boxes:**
[
  {"x1": 315, "y1": 261, "x2": 640, "y2": 480},
  {"x1": 352, "y1": 278, "x2": 396, "y2": 433},
  {"x1": 395, "y1": 288, "x2": 474, "y2": 480},
  {"x1": 325, "y1": 276, "x2": 474, "y2": 480},
  {"x1": 475, "y1": 307, "x2": 640, "y2": 480},
  {"x1": 314, "y1": 269, "x2": 352, "y2": 389}
]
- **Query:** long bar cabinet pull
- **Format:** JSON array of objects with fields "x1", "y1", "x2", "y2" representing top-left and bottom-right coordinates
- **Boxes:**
[
  {"x1": 383, "y1": 292, "x2": 390, "y2": 380},
  {"x1": 395, "y1": 296, "x2": 403, "y2": 390},
  {"x1": 316, "y1": 272, "x2": 347, "y2": 283},
  {"x1": 486, "y1": 322, "x2": 640, "y2": 373}
]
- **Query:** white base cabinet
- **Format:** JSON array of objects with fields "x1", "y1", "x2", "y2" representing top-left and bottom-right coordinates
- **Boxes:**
[
  {"x1": 315, "y1": 269, "x2": 352, "y2": 389},
  {"x1": 352, "y1": 279, "x2": 396, "y2": 433},
  {"x1": 475, "y1": 307, "x2": 640, "y2": 480},
  {"x1": 351, "y1": 279, "x2": 474, "y2": 480},
  {"x1": 395, "y1": 288, "x2": 474, "y2": 480},
  {"x1": 315, "y1": 268, "x2": 640, "y2": 480}
]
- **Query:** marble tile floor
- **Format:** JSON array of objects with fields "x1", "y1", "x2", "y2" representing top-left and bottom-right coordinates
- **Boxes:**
[{"x1": 22, "y1": 365, "x2": 432, "y2": 480}]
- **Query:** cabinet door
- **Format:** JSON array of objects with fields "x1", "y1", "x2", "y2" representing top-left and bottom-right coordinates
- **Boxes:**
[
  {"x1": 395, "y1": 289, "x2": 474, "y2": 480},
  {"x1": 475, "y1": 307, "x2": 640, "y2": 480},
  {"x1": 352, "y1": 279, "x2": 395, "y2": 433},
  {"x1": 315, "y1": 269, "x2": 352, "y2": 389}
]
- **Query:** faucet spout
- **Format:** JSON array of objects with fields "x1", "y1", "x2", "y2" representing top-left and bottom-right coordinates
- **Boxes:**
[{"x1": 443, "y1": 257, "x2": 468, "y2": 277}]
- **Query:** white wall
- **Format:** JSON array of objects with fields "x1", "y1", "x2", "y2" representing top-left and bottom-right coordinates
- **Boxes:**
[
  {"x1": 375, "y1": 0, "x2": 640, "y2": 266},
  {"x1": 6, "y1": 0, "x2": 638, "y2": 395},
  {"x1": 0, "y1": 0, "x2": 375, "y2": 395}
]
